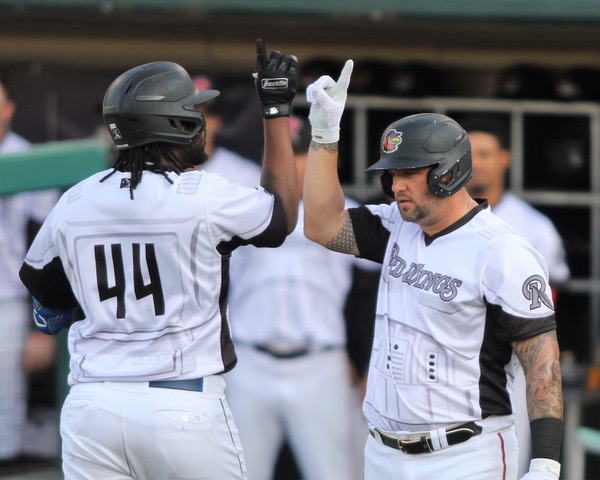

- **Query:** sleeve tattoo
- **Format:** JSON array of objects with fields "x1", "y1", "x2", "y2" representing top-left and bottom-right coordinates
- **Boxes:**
[
  {"x1": 325, "y1": 211, "x2": 358, "y2": 254},
  {"x1": 310, "y1": 140, "x2": 338, "y2": 153},
  {"x1": 513, "y1": 330, "x2": 563, "y2": 421}
]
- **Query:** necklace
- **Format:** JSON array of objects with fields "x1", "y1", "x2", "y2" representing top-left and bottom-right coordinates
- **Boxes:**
[{"x1": 465, "y1": 197, "x2": 472, "y2": 214}]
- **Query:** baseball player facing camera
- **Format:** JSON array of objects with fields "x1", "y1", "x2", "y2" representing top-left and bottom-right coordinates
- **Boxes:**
[
  {"x1": 19, "y1": 39, "x2": 299, "y2": 479},
  {"x1": 302, "y1": 61, "x2": 563, "y2": 480}
]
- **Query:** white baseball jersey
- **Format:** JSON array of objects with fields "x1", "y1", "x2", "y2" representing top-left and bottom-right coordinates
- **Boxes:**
[
  {"x1": 493, "y1": 192, "x2": 569, "y2": 285},
  {"x1": 1, "y1": 131, "x2": 59, "y2": 302},
  {"x1": 202, "y1": 146, "x2": 262, "y2": 188},
  {"x1": 20, "y1": 168, "x2": 288, "y2": 385},
  {"x1": 349, "y1": 199, "x2": 556, "y2": 432},
  {"x1": 229, "y1": 198, "x2": 377, "y2": 348}
]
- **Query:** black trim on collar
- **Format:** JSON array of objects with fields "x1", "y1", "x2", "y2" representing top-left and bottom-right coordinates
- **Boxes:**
[{"x1": 424, "y1": 198, "x2": 488, "y2": 246}]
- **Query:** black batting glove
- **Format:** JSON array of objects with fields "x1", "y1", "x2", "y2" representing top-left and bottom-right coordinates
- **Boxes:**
[{"x1": 254, "y1": 38, "x2": 298, "y2": 119}]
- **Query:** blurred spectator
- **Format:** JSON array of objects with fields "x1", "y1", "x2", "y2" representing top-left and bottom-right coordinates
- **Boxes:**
[
  {"x1": 0, "y1": 72, "x2": 60, "y2": 466},
  {"x1": 223, "y1": 116, "x2": 379, "y2": 480},
  {"x1": 195, "y1": 74, "x2": 263, "y2": 186},
  {"x1": 461, "y1": 113, "x2": 570, "y2": 478}
]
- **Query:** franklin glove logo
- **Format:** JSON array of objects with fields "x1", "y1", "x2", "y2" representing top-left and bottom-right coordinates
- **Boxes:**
[{"x1": 261, "y1": 78, "x2": 288, "y2": 89}]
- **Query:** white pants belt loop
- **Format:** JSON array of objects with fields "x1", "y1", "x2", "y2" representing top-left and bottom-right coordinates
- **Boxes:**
[{"x1": 430, "y1": 426, "x2": 449, "y2": 451}]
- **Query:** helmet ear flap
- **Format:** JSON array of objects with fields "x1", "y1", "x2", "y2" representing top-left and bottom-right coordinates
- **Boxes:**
[
  {"x1": 427, "y1": 150, "x2": 472, "y2": 196},
  {"x1": 380, "y1": 171, "x2": 394, "y2": 198}
]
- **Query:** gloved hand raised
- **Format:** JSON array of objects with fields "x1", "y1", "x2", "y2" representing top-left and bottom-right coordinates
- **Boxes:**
[
  {"x1": 254, "y1": 38, "x2": 298, "y2": 119},
  {"x1": 306, "y1": 59, "x2": 353, "y2": 144},
  {"x1": 519, "y1": 459, "x2": 561, "y2": 480}
]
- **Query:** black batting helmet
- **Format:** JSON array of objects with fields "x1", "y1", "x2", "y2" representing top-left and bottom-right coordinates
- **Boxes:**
[
  {"x1": 103, "y1": 61, "x2": 220, "y2": 150},
  {"x1": 366, "y1": 113, "x2": 471, "y2": 197}
]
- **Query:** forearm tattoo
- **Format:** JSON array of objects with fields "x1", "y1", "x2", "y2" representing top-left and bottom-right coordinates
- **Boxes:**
[
  {"x1": 325, "y1": 212, "x2": 358, "y2": 254},
  {"x1": 310, "y1": 140, "x2": 338, "y2": 153},
  {"x1": 515, "y1": 330, "x2": 563, "y2": 420}
]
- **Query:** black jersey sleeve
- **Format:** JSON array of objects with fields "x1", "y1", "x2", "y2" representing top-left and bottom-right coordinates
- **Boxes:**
[
  {"x1": 20, "y1": 257, "x2": 79, "y2": 310},
  {"x1": 348, "y1": 206, "x2": 390, "y2": 264}
]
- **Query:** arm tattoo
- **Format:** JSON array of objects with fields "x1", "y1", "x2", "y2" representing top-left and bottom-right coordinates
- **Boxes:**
[
  {"x1": 310, "y1": 140, "x2": 338, "y2": 153},
  {"x1": 514, "y1": 330, "x2": 563, "y2": 420},
  {"x1": 325, "y1": 211, "x2": 358, "y2": 254}
]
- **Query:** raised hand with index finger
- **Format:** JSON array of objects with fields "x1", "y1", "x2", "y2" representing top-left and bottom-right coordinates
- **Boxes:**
[
  {"x1": 306, "y1": 59, "x2": 354, "y2": 144},
  {"x1": 254, "y1": 38, "x2": 298, "y2": 119}
]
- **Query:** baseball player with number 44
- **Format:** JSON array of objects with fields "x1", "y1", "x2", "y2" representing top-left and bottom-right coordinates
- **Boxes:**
[
  {"x1": 19, "y1": 39, "x2": 299, "y2": 479},
  {"x1": 302, "y1": 60, "x2": 563, "y2": 480}
]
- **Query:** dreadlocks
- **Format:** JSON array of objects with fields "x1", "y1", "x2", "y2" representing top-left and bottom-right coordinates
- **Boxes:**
[{"x1": 100, "y1": 139, "x2": 207, "y2": 199}]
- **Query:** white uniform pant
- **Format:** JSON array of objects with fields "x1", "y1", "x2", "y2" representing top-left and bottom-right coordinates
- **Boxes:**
[
  {"x1": 365, "y1": 422, "x2": 519, "y2": 480},
  {"x1": 60, "y1": 376, "x2": 247, "y2": 479},
  {"x1": 225, "y1": 345, "x2": 366, "y2": 480},
  {"x1": 512, "y1": 360, "x2": 531, "y2": 478},
  {"x1": 0, "y1": 299, "x2": 28, "y2": 459}
]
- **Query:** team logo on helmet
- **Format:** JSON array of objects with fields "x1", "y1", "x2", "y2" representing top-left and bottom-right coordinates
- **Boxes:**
[
  {"x1": 108, "y1": 123, "x2": 122, "y2": 141},
  {"x1": 383, "y1": 129, "x2": 403, "y2": 153}
]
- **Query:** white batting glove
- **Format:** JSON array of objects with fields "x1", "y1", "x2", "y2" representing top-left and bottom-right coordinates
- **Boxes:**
[
  {"x1": 305, "y1": 59, "x2": 353, "y2": 144},
  {"x1": 519, "y1": 459, "x2": 561, "y2": 480}
]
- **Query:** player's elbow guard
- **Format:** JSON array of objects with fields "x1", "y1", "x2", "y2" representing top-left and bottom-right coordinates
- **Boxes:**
[{"x1": 32, "y1": 297, "x2": 76, "y2": 335}]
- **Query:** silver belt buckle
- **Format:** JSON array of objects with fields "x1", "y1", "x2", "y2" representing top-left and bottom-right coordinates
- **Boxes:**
[{"x1": 398, "y1": 435, "x2": 432, "y2": 454}]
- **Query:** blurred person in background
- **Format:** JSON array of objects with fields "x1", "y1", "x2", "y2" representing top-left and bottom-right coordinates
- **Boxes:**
[
  {"x1": 195, "y1": 74, "x2": 263, "y2": 187},
  {"x1": 461, "y1": 114, "x2": 570, "y2": 478},
  {"x1": 0, "y1": 72, "x2": 60, "y2": 466},
  {"x1": 223, "y1": 116, "x2": 379, "y2": 480},
  {"x1": 198, "y1": 77, "x2": 379, "y2": 478}
]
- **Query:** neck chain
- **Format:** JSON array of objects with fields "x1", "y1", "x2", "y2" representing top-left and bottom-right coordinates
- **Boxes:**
[{"x1": 465, "y1": 197, "x2": 472, "y2": 214}]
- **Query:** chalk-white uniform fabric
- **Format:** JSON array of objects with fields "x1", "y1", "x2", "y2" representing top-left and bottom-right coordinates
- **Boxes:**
[
  {"x1": 203, "y1": 146, "x2": 262, "y2": 188},
  {"x1": 20, "y1": 167, "x2": 289, "y2": 479},
  {"x1": 226, "y1": 199, "x2": 377, "y2": 480},
  {"x1": 0, "y1": 131, "x2": 59, "y2": 460},
  {"x1": 348, "y1": 199, "x2": 556, "y2": 480},
  {"x1": 493, "y1": 192, "x2": 569, "y2": 285},
  {"x1": 492, "y1": 191, "x2": 570, "y2": 478}
]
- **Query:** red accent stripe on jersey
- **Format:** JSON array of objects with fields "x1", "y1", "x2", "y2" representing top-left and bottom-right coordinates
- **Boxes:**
[{"x1": 497, "y1": 432, "x2": 507, "y2": 480}]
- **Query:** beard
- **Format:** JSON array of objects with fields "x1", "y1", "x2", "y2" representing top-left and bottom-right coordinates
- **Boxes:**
[
  {"x1": 397, "y1": 191, "x2": 444, "y2": 223},
  {"x1": 179, "y1": 144, "x2": 208, "y2": 168},
  {"x1": 177, "y1": 133, "x2": 209, "y2": 169}
]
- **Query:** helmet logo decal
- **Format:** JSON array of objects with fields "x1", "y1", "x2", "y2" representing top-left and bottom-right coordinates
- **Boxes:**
[
  {"x1": 383, "y1": 129, "x2": 403, "y2": 153},
  {"x1": 109, "y1": 123, "x2": 122, "y2": 141}
]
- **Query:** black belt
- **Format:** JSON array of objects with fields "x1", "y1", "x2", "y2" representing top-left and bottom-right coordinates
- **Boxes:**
[
  {"x1": 369, "y1": 421, "x2": 482, "y2": 454},
  {"x1": 148, "y1": 378, "x2": 204, "y2": 392},
  {"x1": 253, "y1": 344, "x2": 337, "y2": 359}
]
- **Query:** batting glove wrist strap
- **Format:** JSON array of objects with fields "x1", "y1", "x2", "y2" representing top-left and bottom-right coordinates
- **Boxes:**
[
  {"x1": 254, "y1": 38, "x2": 297, "y2": 119},
  {"x1": 310, "y1": 127, "x2": 340, "y2": 144},
  {"x1": 519, "y1": 459, "x2": 561, "y2": 480},
  {"x1": 306, "y1": 60, "x2": 353, "y2": 144},
  {"x1": 33, "y1": 297, "x2": 76, "y2": 335},
  {"x1": 260, "y1": 103, "x2": 291, "y2": 119}
]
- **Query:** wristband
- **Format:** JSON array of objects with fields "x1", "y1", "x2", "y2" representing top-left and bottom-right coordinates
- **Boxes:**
[
  {"x1": 530, "y1": 417, "x2": 563, "y2": 461},
  {"x1": 261, "y1": 103, "x2": 291, "y2": 119},
  {"x1": 33, "y1": 297, "x2": 76, "y2": 335}
]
